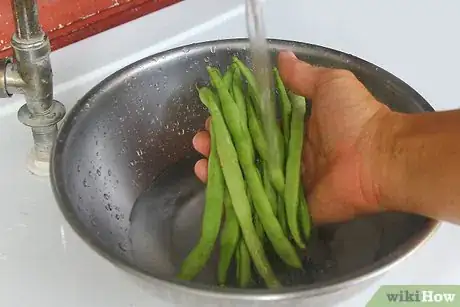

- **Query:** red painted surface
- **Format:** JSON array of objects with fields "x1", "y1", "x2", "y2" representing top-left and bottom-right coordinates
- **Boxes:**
[{"x1": 0, "y1": 0, "x2": 181, "y2": 58}]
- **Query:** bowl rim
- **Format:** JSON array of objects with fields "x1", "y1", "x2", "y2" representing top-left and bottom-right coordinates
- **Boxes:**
[{"x1": 50, "y1": 37, "x2": 440, "y2": 300}]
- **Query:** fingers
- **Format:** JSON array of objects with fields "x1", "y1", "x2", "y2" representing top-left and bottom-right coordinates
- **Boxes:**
[
  {"x1": 193, "y1": 117, "x2": 211, "y2": 182},
  {"x1": 278, "y1": 51, "x2": 362, "y2": 102},
  {"x1": 193, "y1": 131, "x2": 210, "y2": 157},
  {"x1": 194, "y1": 159, "x2": 208, "y2": 183},
  {"x1": 277, "y1": 51, "x2": 324, "y2": 99},
  {"x1": 193, "y1": 116, "x2": 212, "y2": 157}
]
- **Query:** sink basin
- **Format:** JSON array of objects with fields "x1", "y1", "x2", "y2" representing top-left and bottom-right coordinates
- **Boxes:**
[{"x1": 50, "y1": 38, "x2": 438, "y2": 306}]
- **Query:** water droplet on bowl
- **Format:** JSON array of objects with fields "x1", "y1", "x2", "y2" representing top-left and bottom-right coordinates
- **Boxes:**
[{"x1": 118, "y1": 242, "x2": 128, "y2": 252}]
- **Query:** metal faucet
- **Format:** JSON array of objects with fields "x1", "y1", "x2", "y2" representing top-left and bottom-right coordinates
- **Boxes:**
[{"x1": 0, "y1": 0, "x2": 66, "y2": 176}]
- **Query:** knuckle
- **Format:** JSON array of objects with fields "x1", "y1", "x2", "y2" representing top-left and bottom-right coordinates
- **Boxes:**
[
  {"x1": 316, "y1": 68, "x2": 358, "y2": 89},
  {"x1": 324, "y1": 68, "x2": 356, "y2": 81}
]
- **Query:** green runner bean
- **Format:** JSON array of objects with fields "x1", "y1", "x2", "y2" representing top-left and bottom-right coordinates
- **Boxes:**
[
  {"x1": 177, "y1": 123, "x2": 225, "y2": 280},
  {"x1": 247, "y1": 97, "x2": 268, "y2": 162},
  {"x1": 284, "y1": 92, "x2": 307, "y2": 249},
  {"x1": 298, "y1": 185, "x2": 312, "y2": 242},
  {"x1": 233, "y1": 57, "x2": 286, "y2": 194},
  {"x1": 277, "y1": 195, "x2": 288, "y2": 235},
  {"x1": 223, "y1": 66, "x2": 234, "y2": 95},
  {"x1": 263, "y1": 161, "x2": 277, "y2": 214},
  {"x1": 237, "y1": 240, "x2": 252, "y2": 288},
  {"x1": 274, "y1": 67, "x2": 292, "y2": 150},
  {"x1": 197, "y1": 86, "x2": 280, "y2": 288},
  {"x1": 218, "y1": 189, "x2": 241, "y2": 285},
  {"x1": 232, "y1": 67, "x2": 248, "y2": 126},
  {"x1": 207, "y1": 68, "x2": 301, "y2": 269}
]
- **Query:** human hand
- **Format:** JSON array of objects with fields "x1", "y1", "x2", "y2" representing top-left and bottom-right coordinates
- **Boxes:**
[{"x1": 193, "y1": 51, "x2": 395, "y2": 224}]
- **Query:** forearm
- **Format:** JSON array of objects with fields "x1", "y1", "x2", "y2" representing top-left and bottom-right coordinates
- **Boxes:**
[{"x1": 378, "y1": 110, "x2": 460, "y2": 224}]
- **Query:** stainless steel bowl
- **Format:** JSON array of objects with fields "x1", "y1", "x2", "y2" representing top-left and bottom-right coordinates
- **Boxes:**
[{"x1": 50, "y1": 39, "x2": 438, "y2": 306}]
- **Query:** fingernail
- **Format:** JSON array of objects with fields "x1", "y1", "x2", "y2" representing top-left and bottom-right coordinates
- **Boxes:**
[
  {"x1": 205, "y1": 117, "x2": 212, "y2": 131},
  {"x1": 192, "y1": 133, "x2": 199, "y2": 147}
]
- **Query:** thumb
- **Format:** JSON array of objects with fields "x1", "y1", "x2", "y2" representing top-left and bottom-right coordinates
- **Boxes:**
[{"x1": 277, "y1": 51, "x2": 324, "y2": 99}]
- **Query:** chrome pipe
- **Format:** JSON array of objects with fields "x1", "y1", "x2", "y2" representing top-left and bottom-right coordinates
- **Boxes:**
[
  {"x1": 11, "y1": 0, "x2": 43, "y2": 41},
  {"x1": 0, "y1": 0, "x2": 66, "y2": 175}
]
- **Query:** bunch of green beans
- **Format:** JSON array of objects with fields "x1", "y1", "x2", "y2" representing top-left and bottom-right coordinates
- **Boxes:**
[{"x1": 178, "y1": 55, "x2": 312, "y2": 288}]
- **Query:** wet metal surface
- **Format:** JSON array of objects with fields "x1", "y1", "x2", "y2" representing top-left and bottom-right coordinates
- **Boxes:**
[{"x1": 51, "y1": 39, "x2": 436, "y2": 305}]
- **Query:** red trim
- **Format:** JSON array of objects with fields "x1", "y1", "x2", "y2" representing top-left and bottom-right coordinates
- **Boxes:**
[{"x1": 0, "y1": 0, "x2": 181, "y2": 58}]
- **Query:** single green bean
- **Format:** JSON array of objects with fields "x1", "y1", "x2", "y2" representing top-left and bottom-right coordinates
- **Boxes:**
[
  {"x1": 274, "y1": 67, "x2": 292, "y2": 150},
  {"x1": 232, "y1": 67, "x2": 248, "y2": 126},
  {"x1": 214, "y1": 69, "x2": 223, "y2": 79},
  {"x1": 208, "y1": 67, "x2": 255, "y2": 162},
  {"x1": 263, "y1": 161, "x2": 277, "y2": 214},
  {"x1": 247, "y1": 96, "x2": 285, "y2": 205},
  {"x1": 254, "y1": 214, "x2": 265, "y2": 241},
  {"x1": 197, "y1": 86, "x2": 280, "y2": 288},
  {"x1": 247, "y1": 187, "x2": 264, "y2": 240},
  {"x1": 298, "y1": 185, "x2": 312, "y2": 242},
  {"x1": 237, "y1": 240, "x2": 252, "y2": 288},
  {"x1": 232, "y1": 57, "x2": 267, "y2": 117},
  {"x1": 233, "y1": 57, "x2": 285, "y2": 194},
  {"x1": 252, "y1": 163, "x2": 266, "y2": 241},
  {"x1": 235, "y1": 242, "x2": 241, "y2": 282},
  {"x1": 284, "y1": 92, "x2": 307, "y2": 250},
  {"x1": 248, "y1": 85, "x2": 261, "y2": 116},
  {"x1": 231, "y1": 66, "x2": 253, "y2": 161},
  {"x1": 222, "y1": 66, "x2": 235, "y2": 95},
  {"x1": 178, "y1": 123, "x2": 224, "y2": 280},
  {"x1": 276, "y1": 127, "x2": 286, "y2": 171},
  {"x1": 277, "y1": 195, "x2": 288, "y2": 235},
  {"x1": 218, "y1": 189, "x2": 241, "y2": 285},
  {"x1": 207, "y1": 69, "x2": 301, "y2": 269},
  {"x1": 247, "y1": 97, "x2": 268, "y2": 162},
  {"x1": 233, "y1": 57, "x2": 285, "y2": 168}
]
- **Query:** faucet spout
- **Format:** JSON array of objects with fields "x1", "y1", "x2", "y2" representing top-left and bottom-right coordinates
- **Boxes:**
[
  {"x1": 0, "y1": 0, "x2": 66, "y2": 176},
  {"x1": 11, "y1": 0, "x2": 43, "y2": 41}
]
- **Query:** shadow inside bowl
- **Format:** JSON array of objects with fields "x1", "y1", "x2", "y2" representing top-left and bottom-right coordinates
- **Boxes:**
[{"x1": 127, "y1": 154, "x2": 428, "y2": 288}]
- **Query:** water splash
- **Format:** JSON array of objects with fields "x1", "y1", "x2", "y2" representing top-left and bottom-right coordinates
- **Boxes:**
[{"x1": 245, "y1": 0, "x2": 279, "y2": 167}]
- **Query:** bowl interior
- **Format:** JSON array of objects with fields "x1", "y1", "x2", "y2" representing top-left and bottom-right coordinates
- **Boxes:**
[{"x1": 52, "y1": 39, "x2": 434, "y2": 292}]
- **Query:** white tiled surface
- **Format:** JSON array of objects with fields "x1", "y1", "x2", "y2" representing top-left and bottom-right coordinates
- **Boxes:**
[{"x1": 1, "y1": 0, "x2": 459, "y2": 306}]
